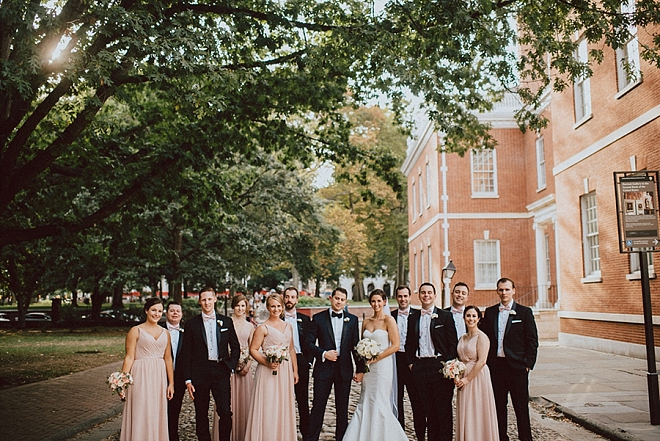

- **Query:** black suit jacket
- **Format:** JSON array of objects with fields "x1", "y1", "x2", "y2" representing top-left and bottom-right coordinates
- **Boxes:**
[
  {"x1": 305, "y1": 309, "x2": 364, "y2": 381},
  {"x1": 283, "y1": 311, "x2": 312, "y2": 365},
  {"x1": 405, "y1": 306, "x2": 458, "y2": 366},
  {"x1": 482, "y1": 302, "x2": 539, "y2": 370},
  {"x1": 180, "y1": 313, "x2": 240, "y2": 383}
]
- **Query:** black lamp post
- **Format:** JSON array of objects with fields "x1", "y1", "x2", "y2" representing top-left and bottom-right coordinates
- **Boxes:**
[{"x1": 442, "y1": 260, "x2": 457, "y2": 306}]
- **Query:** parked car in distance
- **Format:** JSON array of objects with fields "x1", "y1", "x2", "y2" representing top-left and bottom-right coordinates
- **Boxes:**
[
  {"x1": 0, "y1": 312, "x2": 11, "y2": 322},
  {"x1": 82, "y1": 309, "x2": 141, "y2": 325},
  {"x1": 23, "y1": 312, "x2": 52, "y2": 322}
]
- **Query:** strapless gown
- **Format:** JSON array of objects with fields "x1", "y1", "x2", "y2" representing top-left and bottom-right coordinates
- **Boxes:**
[{"x1": 343, "y1": 329, "x2": 408, "y2": 441}]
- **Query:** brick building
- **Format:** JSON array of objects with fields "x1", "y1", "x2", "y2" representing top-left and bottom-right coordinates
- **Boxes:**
[{"x1": 403, "y1": 19, "x2": 660, "y2": 357}]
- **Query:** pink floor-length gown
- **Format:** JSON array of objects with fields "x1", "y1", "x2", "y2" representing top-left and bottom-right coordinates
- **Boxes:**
[
  {"x1": 120, "y1": 327, "x2": 168, "y2": 441},
  {"x1": 455, "y1": 332, "x2": 499, "y2": 441},
  {"x1": 212, "y1": 321, "x2": 255, "y2": 441},
  {"x1": 243, "y1": 323, "x2": 296, "y2": 441}
]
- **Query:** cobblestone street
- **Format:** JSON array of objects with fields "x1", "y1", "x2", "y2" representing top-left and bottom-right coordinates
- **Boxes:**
[{"x1": 100, "y1": 377, "x2": 603, "y2": 441}]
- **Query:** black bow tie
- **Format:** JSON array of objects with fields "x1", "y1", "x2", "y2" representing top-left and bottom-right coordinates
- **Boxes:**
[{"x1": 332, "y1": 311, "x2": 343, "y2": 318}]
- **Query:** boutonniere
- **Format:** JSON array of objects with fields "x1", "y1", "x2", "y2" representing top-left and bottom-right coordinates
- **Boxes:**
[
  {"x1": 180, "y1": 328, "x2": 184, "y2": 333},
  {"x1": 297, "y1": 318, "x2": 302, "y2": 323},
  {"x1": 217, "y1": 319, "x2": 223, "y2": 326},
  {"x1": 431, "y1": 313, "x2": 438, "y2": 319},
  {"x1": 509, "y1": 310, "x2": 516, "y2": 316},
  {"x1": 343, "y1": 317, "x2": 350, "y2": 323}
]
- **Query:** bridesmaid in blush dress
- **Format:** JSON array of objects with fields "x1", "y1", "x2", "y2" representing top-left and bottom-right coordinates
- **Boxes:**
[
  {"x1": 212, "y1": 294, "x2": 256, "y2": 441},
  {"x1": 244, "y1": 293, "x2": 298, "y2": 441},
  {"x1": 119, "y1": 298, "x2": 174, "y2": 441},
  {"x1": 454, "y1": 305, "x2": 499, "y2": 441}
]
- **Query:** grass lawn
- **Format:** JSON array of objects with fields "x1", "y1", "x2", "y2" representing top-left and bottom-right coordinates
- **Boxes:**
[{"x1": 0, "y1": 328, "x2": 127, "y2": 390}]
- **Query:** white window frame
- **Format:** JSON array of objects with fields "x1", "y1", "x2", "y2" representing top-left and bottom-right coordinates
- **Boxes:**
[
  {"x1": 470, "y1": 148, "x2": 498, "y2": 198},
  {"x1": 425, "y1": 162, "x2": 432, "y2": 208},
  {"x1": 628, "y1": 252, "x2": 655, "y2": 280},
  {"x1": 581, "y1": 192, "x2": 601, "y2": 282},
  {"x1": 411, "y1": 180, "x2": 417, "y2": 223},
  {"x1": 536, "y1": 136, "x2": 546, "y2": 191},
  {"x1": 544, "y1": 233, "x2": 551, "y2": 284},
  {"x1": 420, "y1": 249, "x2": 425, "y2": 282},
  {"x1": 573, "y1": 37, "x2": 592, "y2": 125},
  {"x1": 474, "y1": 239, "x2": 501, "y2": 289},
  {"x1": 427, "y1": 245, "x2": 433, "y2": 284},
  {"x1": 418, "y1": 172, "x2": 424, "y2": 217},
  {"x1": 414, "y1": 252, "x2": 419, "y2": 289},
  {"x1": 616, "y1": 0, "x2": 641, "y2": 95}
]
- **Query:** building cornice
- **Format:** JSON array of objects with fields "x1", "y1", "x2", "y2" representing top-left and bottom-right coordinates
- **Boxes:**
[
  {"x1": 553, "y1": 103, "x2": 660, "y2": 176},
  {"x1": 402, "y1": 119, "x2": 435, "y2": 176},
  {"x1": 408, "y1": 211, "x2": 532, "y2": 243}
]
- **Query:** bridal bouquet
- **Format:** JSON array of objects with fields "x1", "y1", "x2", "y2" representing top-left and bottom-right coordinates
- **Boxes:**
[
  {"x1": 107, "y1": 371, "x2": 133, "y2": 401},
  {"x1": 237, "y1": 347, "x2": 251, "y2": 372},
  {"x1": 441, "y1": 358, "x2": 467, "y2": 380},
  {"x1": 355, "y1": 337, "x2": 382, "y2": 373},
  {"x1": 264, "y1": 345, "x2": 289, "y2": 375}
]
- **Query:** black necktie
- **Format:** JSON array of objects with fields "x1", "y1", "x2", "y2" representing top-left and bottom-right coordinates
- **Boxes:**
[{"x1": 332, "y1": 311, "x2": 343, "y2": 318}]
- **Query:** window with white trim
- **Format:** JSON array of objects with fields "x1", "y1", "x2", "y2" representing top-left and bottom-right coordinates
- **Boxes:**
[
  {"x1": 420, "y1": 249, "x2": 425, "y2": 282},
  {"x1": 418, "y1": 172, "x2": 424, "y2": 216},
  {"x1": 470, "y1": 149, "x2": 498, "y2": 197},
  {"x1": 474, "y1": 240, "x2": 500, "y2": 289},
  {"x1": 425, "y1": 162, "x2": 431, "y2": 208},
  {"x1": 574, "y1": 38, "x2": 592, "y2": 122},
  {"x1": 411, "y1": 180, "x2": 417, "y2": 221},
  {"x1": 617, "y1": 0, "x2": 641, "y2": 92},
  {"x1": 630, "y1": 252, "x2": 654, "y2": 275},
  {"x1": 427, "y1": 245, "x2": 433, "y2": 284},
  {"x1": 581, "y1": 192, "x2": 600, "y2": 278},
  {"x1": 536, "y1": 137, "x2": 546, "y2": 190},
  {"x1": 544, "y1": 233, "x2": 551, "y2": 283},
  {"x1": 414, "y1": 253, "x2": 419, "y2": 288}
]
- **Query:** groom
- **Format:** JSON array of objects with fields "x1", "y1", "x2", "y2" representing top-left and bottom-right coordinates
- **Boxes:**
[
  {"x1": 180, "y1": 287, "x2": 240, "y2": 441},
  {"x1": 305, "y1": 287, "x2": 364, "y2": 441},
  {"x1": 405, "y1": 282, "x2": 458, "y2": 441}
]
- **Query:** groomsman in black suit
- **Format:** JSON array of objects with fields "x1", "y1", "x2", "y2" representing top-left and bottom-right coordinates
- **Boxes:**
[
  {"x1": 180, "y1": 287, "x2": 240, "y2": 441},
  {"x1": 405, "y1": 282, "x2": 458, "y2": 441},
  {"x1": 162, "y1": 301, "x2": 185, "y2": 441},
  {"x1": 391, "y1": 285, "x2": 420, "y2": 430},
  {"x1": 305, "y1": 287, "x2": 364, "y2": 441},
  {"x1": 482, "y1": 278, "x2": 539, "y2": 441},
  {"x1": 444, "y1": 282, "x2": 470, "y2": 340},
  {"x1": 283, "y1": 286, "x2": 312, "y2": 440}
]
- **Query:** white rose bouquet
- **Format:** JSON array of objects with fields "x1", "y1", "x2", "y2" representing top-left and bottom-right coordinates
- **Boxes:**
[
  {"x1": 237, "y1": 347, "x2": 251, "y2": 372},
  {"x1": 355, "y1": 337, "x2": 382, "y2": 373},
  {"x1": 441, "y1": 358, "x2": 467, "y2": 380},
  {"x1": 264, "y1": 345, "x2": 289, "y2": 375},
  {"x1": 107, "y1": 371, "x2": 133, "y2": 401}
]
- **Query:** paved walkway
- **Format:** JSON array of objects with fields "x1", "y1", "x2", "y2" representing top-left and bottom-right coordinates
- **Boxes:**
[{"x1": 2, "y1": 341, "x2": 660, "y2": 441}]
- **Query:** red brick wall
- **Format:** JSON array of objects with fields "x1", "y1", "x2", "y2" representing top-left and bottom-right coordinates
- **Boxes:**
[{"x1": 561, "y1": 318, "x2": 660, "y2": 347}]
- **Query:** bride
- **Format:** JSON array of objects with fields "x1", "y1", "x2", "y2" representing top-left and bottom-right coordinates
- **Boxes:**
[{"x1": 344, "y1": 289, "x2": 409, "y2": 441}]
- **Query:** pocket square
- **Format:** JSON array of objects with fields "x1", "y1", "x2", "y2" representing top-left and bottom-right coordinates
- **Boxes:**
[
  {"x1": 434, "y1": 324, "x2": 444, "y2": 328},
  {"x1": 220, "y1": 328, "x2": 228, "y2": 332},
  {"x1": 511, "y1": 320, "x2": 522, "y2": 324}
]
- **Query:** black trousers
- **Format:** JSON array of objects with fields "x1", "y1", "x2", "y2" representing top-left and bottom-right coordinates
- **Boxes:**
[
  {"x1": 411, "y1": 357, "x2": 454, "y2": 441},
  {"x1": 307, "y1": 362, "x2": 351, "y2": 441},
  {"x1": 167, "y1": 376, "x2": 186, "y2": 441},
  {"x1": 294, "y1": 355, "x2": 311, "y2": 439},
  {"x1": 395, "y1": 351, "x2": 417, "y2": 429},
  {"x1": 489, "y1": 357, "x2": 532, "y2": 441},
  {"x1": 192, "y1": 362, "x2": 232, "y2": 441}
]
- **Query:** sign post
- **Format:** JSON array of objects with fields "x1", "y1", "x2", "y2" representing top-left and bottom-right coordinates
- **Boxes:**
[{"x1": 614, "y1": 171, "x2": 660, "y2": 425}]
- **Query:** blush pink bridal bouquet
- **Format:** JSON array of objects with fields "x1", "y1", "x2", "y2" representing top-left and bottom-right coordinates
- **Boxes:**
[
  {"x1": 264, "y1": 345, "x2": 289, "y2": 375},
  {"x1": 107, "y1": 371, "x2": 133, "y2": 401},
  {"x1": 441, "y1": 358, "x2": 467, "y2": 380}
]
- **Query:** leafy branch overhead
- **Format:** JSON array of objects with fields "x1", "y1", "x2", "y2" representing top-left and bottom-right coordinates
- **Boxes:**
[{"x1": 1, "y1": 0, "x2": 659, "y2": 247}]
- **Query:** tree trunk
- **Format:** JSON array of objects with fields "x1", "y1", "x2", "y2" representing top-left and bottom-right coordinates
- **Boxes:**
[
  {"x1": 91, "y1": 281, "x2": 103, "y2": 320},
  {"x1": 111, "y1": 283, "x2": 123, "y2": 309},
  {"x1": 169, "y1": 225, "x2": 183, "y2": 303},
  {"x1": 352, "y1": 268, "x2": 365, "y2": 302},
  {"x1": 397, "y1": 244, "x2": 406, "y2": 289}
]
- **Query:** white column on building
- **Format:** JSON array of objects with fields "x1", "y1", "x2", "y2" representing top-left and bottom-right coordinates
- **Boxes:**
[
  {"x1": 533, "y1": 222, "x2": 550, "y2": 309},
  {"x1": 553, "y1": 215, "x2": 561, "y2": 309}
]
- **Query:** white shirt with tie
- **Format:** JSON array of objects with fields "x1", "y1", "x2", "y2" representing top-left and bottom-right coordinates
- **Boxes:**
[
  {"x1": 497, "y1": 301, "x2": 513, "y2": 357},
  {"x1": 284, "y1": 310, "x2": 302, "y2": 354},
  {"x1": 418, "y1": 308, "x2": 436, "y2": 357},
  {"x1": 166, "y1": 322, "x2": 181, "y2": 368},
  {"x1": 450, "y1": 306, "x2": 466, "y2": 339},
  {"x1": 396, "y1": 308, "x2": 409, "y2": 352},
  {"x1": 202, "y1": 313, "x2": 219, "y2": 361},
  {"x1": 330, "y1": 309, "x2": 344, "y2": 357}
]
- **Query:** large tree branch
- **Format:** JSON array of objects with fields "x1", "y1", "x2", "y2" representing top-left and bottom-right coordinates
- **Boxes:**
[{"x1": 0, "y1": 156, "x2": 178, "y2": 248}]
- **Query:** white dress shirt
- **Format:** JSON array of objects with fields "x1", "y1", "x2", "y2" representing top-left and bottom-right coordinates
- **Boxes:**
[
  {"x1": 284, "y1": 310, "x2": 302, "y2": 354},
  {"x1": 166, "y1": 322, "x2": 181, "y2": 368},
  {"x1": 202, "y1": 313, "x2": 219, "y2": 361},
  {"x1": 497, "y1": 301, "x2": 513, "y2": 357},
  {"x1": 450, "y1": 306, "x2": 466, "y2": 339},
  {"x1": 330, "y1": 309, "x2": 344, "y2": 356},
  {"x1": 396, "y1": 308, "x2": 409, "y2": 352},
  {"x1": 418, "y1": 308, "x2": 436, "y2": 357}
]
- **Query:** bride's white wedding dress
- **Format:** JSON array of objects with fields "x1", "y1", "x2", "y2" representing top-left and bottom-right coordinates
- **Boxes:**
[{"x1": 343, "y1": 329, "x2": 409, "y2": 441}]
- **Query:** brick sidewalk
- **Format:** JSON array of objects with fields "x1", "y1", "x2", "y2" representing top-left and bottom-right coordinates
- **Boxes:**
[{"x1": 0, "y1": 361, "x2": 123, "y2": 441}]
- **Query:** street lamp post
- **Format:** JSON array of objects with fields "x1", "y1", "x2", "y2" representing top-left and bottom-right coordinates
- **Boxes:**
[{"x1": 442, "y1": 260, "x2": 457, "y2": 307}]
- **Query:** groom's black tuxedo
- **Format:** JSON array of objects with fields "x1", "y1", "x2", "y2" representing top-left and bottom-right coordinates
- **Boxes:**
[
  {"x1": 161, "y1": 322, "x2": 185, "y2": 441},
  {"x1": 404, "y1": 306, "x2": 458, "y2": 441},
  {"x1": 482, "y1": 302, "x2": 538, "y2": 441},
  {"x1": 305, "y1": 308, "x2": 364, "y2": 441},
  {"x1": 180, "y1": 313, "x2": 239, "y2": 441},
  {"x1": 391, "y1": 308, "x2": 420, "y2": 429}
]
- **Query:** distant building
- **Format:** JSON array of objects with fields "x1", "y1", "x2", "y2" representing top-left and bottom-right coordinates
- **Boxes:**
[{"x1": 403, "y1": 17, "x2": 660, "y2": 357}]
